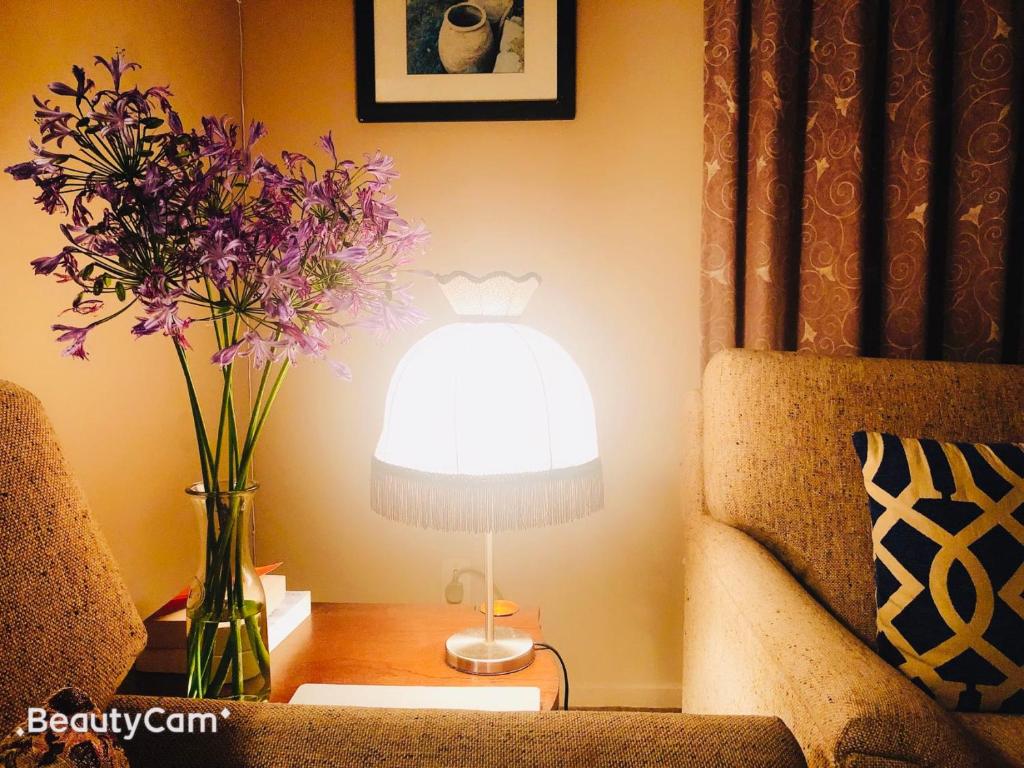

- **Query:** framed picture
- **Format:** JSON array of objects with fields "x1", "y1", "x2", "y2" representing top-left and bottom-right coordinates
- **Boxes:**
[{"x1": 355, "y1": 0, "x2": 576, "y2": 122}]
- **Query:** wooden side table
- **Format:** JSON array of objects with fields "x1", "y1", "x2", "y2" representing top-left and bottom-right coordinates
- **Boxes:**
[{"x1": 119, "y1": 602, "x2": 561, "y2": 711}]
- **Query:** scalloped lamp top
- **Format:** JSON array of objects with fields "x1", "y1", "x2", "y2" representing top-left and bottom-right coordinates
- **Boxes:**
[{"x1": 437, "y1": 271, "x2": 542, "y2": 317}]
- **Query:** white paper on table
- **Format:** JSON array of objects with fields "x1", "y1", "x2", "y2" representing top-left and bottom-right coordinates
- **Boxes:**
[{"x1": 289, "y1": 683, "x2": 541, "y2": 712}]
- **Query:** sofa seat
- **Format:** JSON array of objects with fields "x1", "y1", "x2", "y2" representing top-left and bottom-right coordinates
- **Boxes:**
[{"x1": 957, "y1": 714, "x2": 1024, "y2": 768}]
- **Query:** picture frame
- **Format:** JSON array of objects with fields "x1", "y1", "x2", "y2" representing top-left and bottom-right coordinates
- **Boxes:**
[{"x1": 355, "y1": 0, "x2": 576, "y2": 122}]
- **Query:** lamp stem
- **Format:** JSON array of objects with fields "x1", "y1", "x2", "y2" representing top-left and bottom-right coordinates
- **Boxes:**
[{"x1": 485, "y1": 531, "x2": 494, "y2": 643}]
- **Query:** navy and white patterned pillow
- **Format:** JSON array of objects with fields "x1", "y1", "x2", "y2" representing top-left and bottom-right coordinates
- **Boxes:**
[{"x1": 852, "y1": 431, "x2": 1024, "y2": 713}]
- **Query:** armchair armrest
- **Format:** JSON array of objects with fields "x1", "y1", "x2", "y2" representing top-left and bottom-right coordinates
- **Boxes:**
[
  {"x1": 682, "y1": 517, "x2": 983, "y2": 768},
  {"x1": 110, "y1": 695, "x2": 804, "y2": 768}
]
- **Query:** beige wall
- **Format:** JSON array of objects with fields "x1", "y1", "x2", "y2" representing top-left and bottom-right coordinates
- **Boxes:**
[
  {"x1": 243, "y1": 0, "x2": 703, "y2": 707},
  {"x1": 0, "y1": 0, "x2": 703, "y2": 707},
  {"x1": 0, "y1": 0, "x2": 242, "y2": 616}
]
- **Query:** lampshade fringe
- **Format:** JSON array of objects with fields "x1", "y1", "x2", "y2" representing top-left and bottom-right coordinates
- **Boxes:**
[{"x1": 370, "y1": 458, "x2": 604, "y2": 533}]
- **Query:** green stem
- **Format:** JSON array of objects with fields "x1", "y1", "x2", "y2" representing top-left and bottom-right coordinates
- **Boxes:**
[
  {"x1": 234, "y1": 503, "x2": 245, "y2": 608},
  {"x1": 245, "y1": 613, "x2": 271, "y2": 675},
  {"x1": 230, "y1": 619, "x2": 244, "y2": 697},
  {"x1": 206, "y1": 632, "x2": 234, "y2": 697},
  {"x1": 213, "y1": 364, "x2": 234, "y2": 488},
  {"x1": 180, "y1": 328, "x2": 272, "y2": 700},
  {"x1": 242, "y1": 359, "x2": 274, "y2": 451},
  {"x1": 227, "y1": 382, "x2": 238, "y2": 490},
  {"x1": 235, "y1": 360, "x2": 291, "y2": 490},
  {"x1": 225, "y1": 315, "x2": 240, "y2": 489},
  {"x1": 174, "y1": 339, "x2": 214, "y2": 492},
  {"x1": 188, "y1": 617, "x2": 219, "y2": 698}
]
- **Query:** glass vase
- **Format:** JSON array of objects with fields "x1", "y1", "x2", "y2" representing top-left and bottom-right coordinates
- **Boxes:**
[{"x1": 185, "y1": 483, "x2": 270, "y2": 701}]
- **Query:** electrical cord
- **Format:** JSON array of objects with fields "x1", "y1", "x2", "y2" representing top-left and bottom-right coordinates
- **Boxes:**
[{"x1": 533, "y1": 643, "x2": 569, "y2": 710}]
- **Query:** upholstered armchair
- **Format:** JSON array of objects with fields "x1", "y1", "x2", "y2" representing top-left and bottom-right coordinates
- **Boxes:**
[
  {"x1": 683, "y1": 350, "x2": 1024, "y2": 768},
  {"x1": 0, "y1": 378, "x2": 804, "y2": 768}
]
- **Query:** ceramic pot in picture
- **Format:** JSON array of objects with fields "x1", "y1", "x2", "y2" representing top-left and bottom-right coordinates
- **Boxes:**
[
  {"x1": 476, "y1": 0, "x2": 513, "y2": 26},
  {"x1": 438, "y1": 3, "x2": 495, "y2": 74}
]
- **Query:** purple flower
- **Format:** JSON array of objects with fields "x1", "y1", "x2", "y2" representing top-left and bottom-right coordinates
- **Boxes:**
[
  {"x1": 245, "y1": 332, "x2": 284, "y2": 368},
  {"x1": 47, "y1": 65, "x2": 94, "y2": 106},
  {"x1": 94, "y1": 51, "x2": 140, "y2": 92},
  {"x1": 360, "y1": 285, "x2": 427, "y2": 339},
  {"x1": 33, "y1": 97, "x2": 76, "y2": 146},
  {"x1": 30, "y1": 248, "x2": 71, "y2": 275},
  {"x1": 198, "y1": 230, "x2": 242, "y2": 285},
  {"x1": 71, "y1": 196, "x2": 92, "y2": 227},
  {"x1": 166, "y1": 109, "x2": 183, "y2": 134},
  {"x1": 140, "y1": 165, "x2": 167, "y2": 196},
  {"x1": 318, "y1": 132, "x2": 337, "y2": 163},
  {"x1": 364, "y1": 150, "x2": 398, "y2": 185},
  {"x1": 147, "y1": 86, "x2": 184, "y2": 134},
  {"x1": 132, "y1": 273, "x2": 191, "y2": 345},
  {"x1": 34, "y1": 177, "x2": 69, "y2": 215},
  {"x1": 52, "y1": 324, "x2": 91, "y2": 359},
  {"x1": 359, "y1": 187, "x2": 399, "y2": 229},
  {"x1": 326, "y1": 246, "x2": 368, "y2": 264},
  {"x1": 323, "y1": 288, "x2": 357, "y2": 313},
  {"x1": 201, "y1": 116, "x2": 239, "y2": 163},
  {"x1": 31, "y1": 143, "x2": 71, "y2": 169},
  {"x1": 260, "y1": 262, "x2": 308, "y2": 302},
  {"x1": 5, "y1": 161, "x2": 38, "y2": 181},
  {"x1": 67, "y1": 298, "x2": 104, "y2": 315},
  {"x1": 280, "y1": 324, "x2": 328, "y2": 360},
  {"x1": 327, "y1": 359, "x2": 352, "y2": 381},
  {"x1": 12, "y1": 50, "x2": 426, "y2": 373},
  {"x1": 385, "y1": 220, "x2": 431, "y2": 252},
  {"x1": 262, "y1": 297, "x2": 296, "y2": 323},
  {"x1": 131, "y1": 306, "x2": 191, "y2": 345},
  {"x1": 145, "y1": 84, "x2": 173, "y2": 100},
  {"x1": 93, "y1": 99, "x2": 138, "y2": 138},
  {"x1": 211, "y1": 341, "x2": 244, "y2": 366},
  {"x1": 248, "y1": 121, "x2": 267, "y2": 147},
  {"x1": 47, "y1": 81, "x2": 79, "y2": 97},
  {"x1": 281, "y1": 151, "x2": 311, "y2": 174}
]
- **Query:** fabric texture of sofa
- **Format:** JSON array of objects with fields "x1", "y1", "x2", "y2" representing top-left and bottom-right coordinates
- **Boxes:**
[
  {"x1": 0, "y1": 378, "x2": 805, "y2": 768},
  {"x1": 683, "y1": 350, "x2": 1024, "y2": 767},
  {"x1": 0, "y1": 381, "x2": 146, "y2": 729}
]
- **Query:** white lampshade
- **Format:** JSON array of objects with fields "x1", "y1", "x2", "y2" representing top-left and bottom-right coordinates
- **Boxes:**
[
  {"x1": 371, "y1": 273, "x2": 602, "y2": 532},
  {"x1": 376, "y1": 322, "x2": 598, "y2": 474}
]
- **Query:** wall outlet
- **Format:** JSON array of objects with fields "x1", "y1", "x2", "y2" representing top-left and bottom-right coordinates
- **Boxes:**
[{"x1": 441, "y1": 558, "x2": 471, "y2": 604}]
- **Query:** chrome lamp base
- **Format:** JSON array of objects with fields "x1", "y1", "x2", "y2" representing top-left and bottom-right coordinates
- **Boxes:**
[{"x1": 445, "y1": 625, "x2": 535, "y2": 675}]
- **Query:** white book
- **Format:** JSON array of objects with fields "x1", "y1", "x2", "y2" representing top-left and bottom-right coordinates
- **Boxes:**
[
  {"x1": 289, "y1": 684, "x2": 542, "y2": 712},
  {"x1": 134, "y1": 590, "x2": 311, "y2": 674},
  {"x1": 144, "y1": 574, "x2": 288, "y2": 650},
  {"x1": 262, "y1": 574, "x2": 289, "y2": 615}
]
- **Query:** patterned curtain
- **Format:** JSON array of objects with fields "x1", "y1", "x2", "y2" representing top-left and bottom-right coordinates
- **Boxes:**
[{"x1": 702, "y1": 0, "x2": 1024, "y2": 365}]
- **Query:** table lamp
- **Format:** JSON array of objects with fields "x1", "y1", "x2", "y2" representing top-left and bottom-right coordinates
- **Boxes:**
[{"x1": 371, "y1": 271, "x2": 603, "y2": 674}]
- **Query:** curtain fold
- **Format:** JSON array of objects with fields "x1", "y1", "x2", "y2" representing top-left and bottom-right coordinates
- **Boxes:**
[{"x1": 702, "y1": 0, "x2": 1024, "y2": 365}]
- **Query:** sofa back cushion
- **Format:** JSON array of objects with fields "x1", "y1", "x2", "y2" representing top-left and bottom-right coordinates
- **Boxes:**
[
  {"x1": 0, "y1": 381, "x2": 145, "y2": 733},
  {"x1": 702, "y1": 350, "x2": 1024, "y2": 645}
]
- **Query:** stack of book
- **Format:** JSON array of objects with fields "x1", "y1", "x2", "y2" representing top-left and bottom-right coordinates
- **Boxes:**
[{"x1": 135, "y1": 565, "x2": 311, "y2": 674}]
